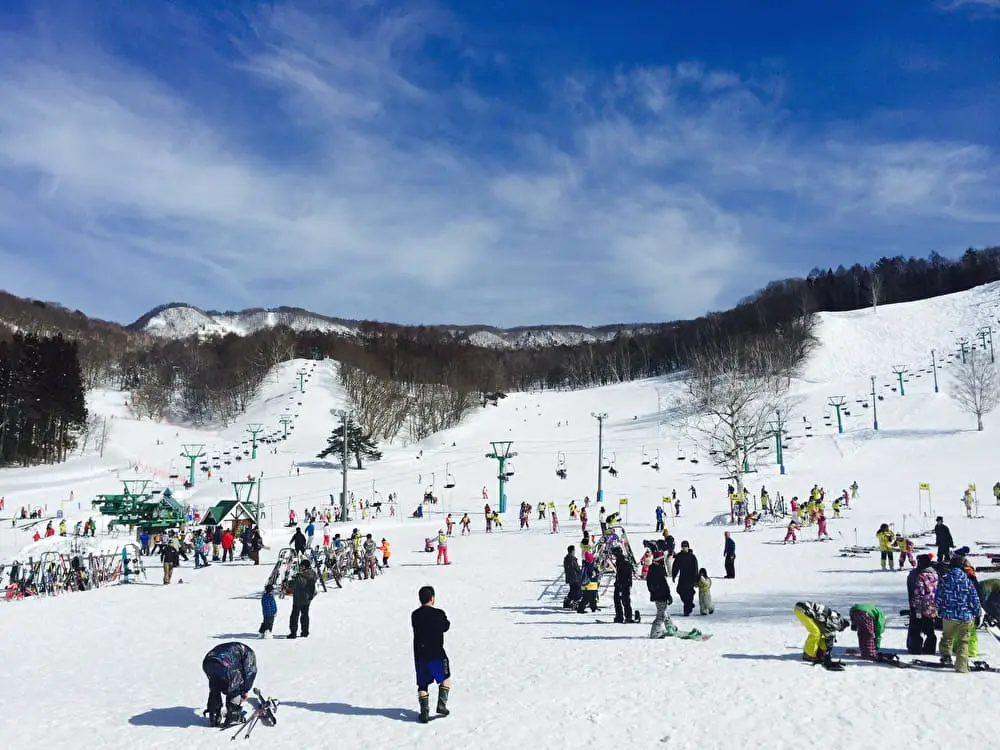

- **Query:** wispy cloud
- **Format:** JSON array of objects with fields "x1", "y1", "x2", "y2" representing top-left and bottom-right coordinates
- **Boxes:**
[{"x1": 0, "y1": 2, "x2": 997, "y2": 326}]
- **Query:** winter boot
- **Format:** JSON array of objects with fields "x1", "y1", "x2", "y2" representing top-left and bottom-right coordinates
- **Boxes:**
[
  {"x1": 204, "y1": 709, "x2": 222, "y2": 727},
  {"x1": 225, "y1": 702, "x2": 245, "y2": 726},
  {"x1": 418, "y1": 694, "x2": 430, "y2": 724},
  {"x1": 436, "y1": 686, "x2": 450, "y2": 717},
  {"x1": 633, "y1": 611, "x2": 641, "y2": 623}
]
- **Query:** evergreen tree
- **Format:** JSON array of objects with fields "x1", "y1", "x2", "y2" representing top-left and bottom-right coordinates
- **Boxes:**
[{"x1": 317, "y1": 416, "x2": 383, "y2": 469}]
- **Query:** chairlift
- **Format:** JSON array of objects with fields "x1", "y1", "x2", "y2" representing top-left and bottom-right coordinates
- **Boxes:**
[
  {"x1": 556, "y1": 452, "x2": 567, "y2": 479},
  {"x1": 676, "y1": 443, "x2": 686, "y2": 461},
  {"x1": 608, "y1": 453, "x2": 618, "y2": 477},
  {"x1": 641, "y1": 446, "x2": 650, "y2": 466},
  {"x1": 444, "y1": 464, "x2": 456, "y2": 490},
  {"x1": 505, "y1": 461, "x2": 516, "y2": 479},
  {"x1": 601, "y1": 453, "x2": 610, "y2": 470},
  {"x1": 651, "y1": 449, "x2": 660, "y2": 472}
]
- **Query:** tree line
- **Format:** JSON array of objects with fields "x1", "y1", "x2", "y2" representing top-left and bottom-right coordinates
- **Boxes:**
[
  {"x1": 0, "y1": 333, "x2": 88, "y2": 466},
  {"x1": 1, "y1": 245, "x2": 998, "y2": 458}
]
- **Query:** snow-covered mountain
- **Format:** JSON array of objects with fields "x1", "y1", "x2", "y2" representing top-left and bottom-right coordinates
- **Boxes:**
[{"x1": 131, "y1": 302, "x2": 659, "y2": 348}]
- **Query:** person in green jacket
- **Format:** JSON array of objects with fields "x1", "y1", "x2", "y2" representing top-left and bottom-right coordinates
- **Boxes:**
[{"x1": 849, "y1": 603, "x2": 886, "y2": 660}]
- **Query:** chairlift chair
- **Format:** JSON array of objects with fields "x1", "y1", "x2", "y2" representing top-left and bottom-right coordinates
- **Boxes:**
[
  {"x1": 651, "y1": 449, "x2": 660, "y2": 472},
  {"x1": 608, "y1": 452, "x2": 618, "y2": 477},
  {"x1": 601, "y1": 453, "x2": 610, "y2": 470},
  {"x1": 556, "y1": 451, "x2": 567, "y2": 479},
  {"x1": 505, "y1": 461, "x2": 516, "y2": 479},
  {"x1": 676, "y1": 443, "x2": 686, "y2": 461},
  {"x1": 444, "y1": 469, "x2": 456, "y2": 490},
  {"x1": 641, "y1": 446, "x2": 650, "y2": 466}
]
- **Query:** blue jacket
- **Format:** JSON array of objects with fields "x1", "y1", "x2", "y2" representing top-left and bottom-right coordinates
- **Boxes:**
[
  {"x1": 935, "y1": 566, "x2": 981, "y2": 621},
  {"x1": 140, "y1": 532, "x2": 150, "y2": 546},
  {"x1": 261, "y1": 592, "x2": 277, "y2": 618},
  {"x1": 306, "y1": 523, "x2": 315, "y2": 536},
  {"x1": 655, "y1": 507, "x2": 663, "y2": 520},
  {"x1": 203, "y1": 642, "x2": 257, "y2": 698}
]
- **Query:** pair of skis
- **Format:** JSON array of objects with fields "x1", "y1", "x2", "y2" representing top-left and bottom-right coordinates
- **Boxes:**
[
  {"x1": 842, "y1": 650, "x2": 998, "y2": 672},
  {"x1": 219, "y1": 688, "x2": 278, "y2": 740}
]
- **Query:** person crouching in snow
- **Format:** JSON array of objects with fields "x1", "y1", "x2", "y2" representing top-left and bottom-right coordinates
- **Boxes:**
[
  {"x1": 436, "y1": 530, "x2": 449, "y2": 565},
  {"x1": 794, "y1": 601, "x2": 849, "y2": 666},
  {"x1": 783, "y1": 520, "x2": 799, "y2": 544},
  {"x1": 697, "y1": 568, "x2": 714, "y2": 615},
  {"x1": 201, "y1": 642, "x2": 257, "y2": 727},
  {"x1": 849, "y1": 603, "x2": 886, "y2": 660}
]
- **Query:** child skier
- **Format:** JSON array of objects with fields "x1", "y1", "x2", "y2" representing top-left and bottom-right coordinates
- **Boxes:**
[
  {"x1": 876, "y1": 524, "x2": 895, "y2": 570},
  {"x1": 639, "y1": 549, "x2": 653, "y2": 579},
  {"x1": 816, "y1": 511, "x2": 830, "y2": 540},
  {"x1": 697, "y1": 568, "x2": 713, "y2": 615},
  {"x1": 259, "y1": 584, "x2": 277, "y2": 638},
  {"x1": 436, "y1": 530, "x2": 449, "y2": 565},
  {"x1": 460, "y1": 513, "x2": 471, "y2": 535},
  {"x1": 380, "y1": 538, "x2": 391, "y2": 568},
  {"x1": 895, "y1": 534, "x2": 916, "y2": 568},
  {"x1": 551, "y1": 508, "x2": 559, "y2": 534},
  {"x1": 783, "y1": 520, "x2": 799, "y2": 544}
]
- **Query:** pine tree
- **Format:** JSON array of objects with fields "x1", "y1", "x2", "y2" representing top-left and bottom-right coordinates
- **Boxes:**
[{"x1": 318, "y1": 416, "x2": 383, "y2": 469}]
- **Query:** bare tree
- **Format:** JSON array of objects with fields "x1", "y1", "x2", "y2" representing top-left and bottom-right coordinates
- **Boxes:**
[
  {"x1": 869, "y1": 274, "x2": 882, "y2": 312},
  {"x1": 683, "y1": 338, "x2": 792, "y2": 495},
  {"x1": 950, "y1": 350, "x2": 1000, "y2": 431}
]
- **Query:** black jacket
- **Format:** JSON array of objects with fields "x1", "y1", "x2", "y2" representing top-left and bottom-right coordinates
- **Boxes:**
[
  {"x1": 663, "y1": 535, "x2": 676, "y2": 555},
  {"x1": 291, "y1": 567, "x2": 317, "y2": 604},
  {"x1": 934, "y1": 524, "x2": 954, "y2": 550},
  {"x1": 160, "y1": 544, "x2": 180, "y2": 565},
  {"x1": 614, "y1": 556, "x2": 633, "y2": 589},
  {"x1": 646, "y1": 561, "x2": 672, "y2": 603},
  {"x1": 411, "y1": 605, "x2": 450, "y2": 662},
  {"x1": 672, "y1": 550, "x2": 699, "y2": 588},
  {"x1": 564, "y1": 553, "x2": 581, "y2": 585},
  {"x1": 291, "y1": 530, "x2": 307, "y2": 552}
]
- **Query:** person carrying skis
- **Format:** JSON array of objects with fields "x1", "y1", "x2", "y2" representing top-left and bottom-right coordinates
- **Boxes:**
[
  {"x1": 612, "y1": 548, "x2": 634, "y2": 623},
  {"x1": 934, "y1": 517, "x2": 954, "y2": 562},
  {"x1": 794, "y1": 601, "x2": 849, "y2": 667},
  {"x1": 934, "y1": 554, "x2": 981, "y2": 673},
  {"x1": 288, "y1": 558, "x2": 317, "y2": 639},
  {"x1": 646, "y1": 550, "x2": 676, "y2": 639},
  {"x1": 671, "y1": 541, "x2": 699, "y2": 617},
  {"x1": 412, "y1": 585, "x2": 452, "y2": 723},
  {"x1": 849, "y1": 603, "x2": 886, "y2": 660},
  {"x1": 563, "y1": 545, "x2": 581, "y2": 609},
  {"x1": 906, "y1": 553, "x2": 938, "y2": 655},
  {"x1": 202, "y1": 642, "x2": 258, "y2": 727}
]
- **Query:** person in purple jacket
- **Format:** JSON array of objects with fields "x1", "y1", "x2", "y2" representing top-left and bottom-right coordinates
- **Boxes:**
[{"x1": 934, "y1": 554, "x2": 981, "y2": 673}]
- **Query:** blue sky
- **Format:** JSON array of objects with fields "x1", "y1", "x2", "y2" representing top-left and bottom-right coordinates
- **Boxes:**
[{"x1": 0, "y1": 0, "x2": 997, "y2": 327}]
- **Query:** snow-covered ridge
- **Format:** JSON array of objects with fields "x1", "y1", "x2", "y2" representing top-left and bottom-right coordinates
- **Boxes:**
[{"x1": 134, "y1": 303, "x2": 659, "y2": 348}]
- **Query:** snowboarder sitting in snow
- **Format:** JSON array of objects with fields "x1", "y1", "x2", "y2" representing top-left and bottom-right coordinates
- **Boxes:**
[
  {"x1": 794, "y1": 601, "x2": 849, "y2": 667},
  {"x1": 202, "y1": 641, "x2": 258, "y2": 727},
  {"x1": 849, "y1": 603, "x2": 886, "y2": 660}
]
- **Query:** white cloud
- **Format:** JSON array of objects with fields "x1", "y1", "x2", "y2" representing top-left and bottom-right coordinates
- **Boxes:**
[{"x1": 0, "y1": 2, "x2": 997, "y2": 327}]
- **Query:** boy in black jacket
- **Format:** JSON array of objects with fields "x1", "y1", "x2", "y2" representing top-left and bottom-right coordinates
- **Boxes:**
[{"x1": 412, "y1": 585, "x2": 451, "y2": 723}]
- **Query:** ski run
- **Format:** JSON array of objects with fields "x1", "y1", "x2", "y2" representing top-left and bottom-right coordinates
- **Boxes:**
[{"x1": 4, "y1": 282, "x2": 1000, "y2": 748}]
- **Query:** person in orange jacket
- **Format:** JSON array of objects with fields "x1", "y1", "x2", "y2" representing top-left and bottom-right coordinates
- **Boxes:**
[
  {"x1": 380, "y1": 538, "x2": 391, "y2": 568},
  {"x1": 221, "y1": 529, "x2": 236, "y2": 562}
]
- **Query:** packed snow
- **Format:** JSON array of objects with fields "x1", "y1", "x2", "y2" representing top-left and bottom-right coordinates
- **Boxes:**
[{"x1": 3, "y1": 285, "x2": 1000, "y2": 750}]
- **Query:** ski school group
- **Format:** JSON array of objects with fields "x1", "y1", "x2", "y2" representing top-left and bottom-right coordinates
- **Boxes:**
[{"x1": 793, "y1": 515, "x2": 1000, "y2": 673}]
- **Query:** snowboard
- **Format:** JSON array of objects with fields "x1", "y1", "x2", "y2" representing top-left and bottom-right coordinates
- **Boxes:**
[{"x1": 656, "y1": 627, "x2": 712, "y2": 641}]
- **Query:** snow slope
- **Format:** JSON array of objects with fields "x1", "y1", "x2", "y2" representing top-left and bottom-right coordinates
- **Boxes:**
[{"x1": 3, "y1": 288, "x2": 1000, "y2": 749}]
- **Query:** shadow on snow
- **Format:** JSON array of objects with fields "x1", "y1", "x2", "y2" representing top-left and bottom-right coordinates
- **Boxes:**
[
  {"x1": 129, "y1": 706, "x2": 204, "y2": 728},
  {"x1": 282, "y1": 700, "x2": 417, "y2": 722}
]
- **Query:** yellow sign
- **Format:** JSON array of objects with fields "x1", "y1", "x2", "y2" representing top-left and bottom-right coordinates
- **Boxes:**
[
  {"x1": 619, "y1": 497, "x2": 628, "y2": 505},
  {"x1": 662, "y1": 496, "x2": 670, "y2": 504},
  {"x1": 547, "y1": 501, "x2": 555, "y2": 509},
  {"x1": 918, "y1": 483, "x2": 930, "y2": 491}
]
